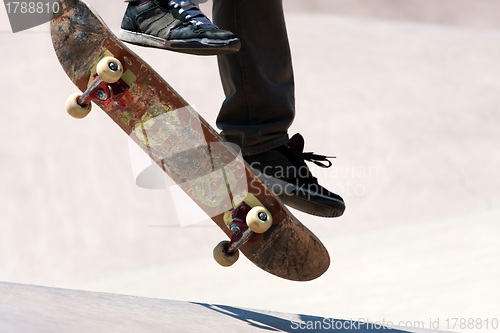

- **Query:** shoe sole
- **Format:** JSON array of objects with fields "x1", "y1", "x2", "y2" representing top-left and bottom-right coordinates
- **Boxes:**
[
  {"x1": 120, "y1": 29, "x2": 241, "y2": 56},
  {"x1": 256, "y1": 173, "x2": 346, "y2": 218}
]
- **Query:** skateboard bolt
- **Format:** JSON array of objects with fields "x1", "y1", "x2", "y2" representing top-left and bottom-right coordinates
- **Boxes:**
[
  {"x1": 96, "y1": 88, "x2": 108, "y2": 101},
  {"x1": 230, "y1": 224, "x2": 241, "y2": 236},
  {"x1": 258, "y1": 212, "x2": 268, "y2": 221},
  {"x1": 108, "y1": 62, "x2": 119, "y2": 71}
]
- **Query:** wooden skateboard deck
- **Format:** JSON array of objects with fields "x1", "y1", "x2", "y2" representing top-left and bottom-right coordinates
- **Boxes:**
[{"x1": 50, "y1": 0, "x2": 329, "y2": 281}]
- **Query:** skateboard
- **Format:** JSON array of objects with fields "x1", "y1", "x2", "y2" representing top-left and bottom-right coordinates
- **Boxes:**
[{"x1": 50, "y1": 0, "x2": 329, "y2": 281}]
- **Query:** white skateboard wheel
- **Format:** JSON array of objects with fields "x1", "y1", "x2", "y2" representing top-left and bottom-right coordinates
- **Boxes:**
[
  {"x1": 96, "y1": 57, "x2": 123, "y2": 83},
  {"x1": 65, "y1": 93, "x2": 92, "y2": 119},
  {"x1": 246, "y1": 206, "x2": 272, "y2": 234},
  {"x1": 213, "y1": 240, "x2": 239, "y2": 267}
]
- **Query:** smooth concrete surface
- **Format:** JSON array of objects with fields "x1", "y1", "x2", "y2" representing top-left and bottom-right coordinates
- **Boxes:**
[{"x1": 1, "y1": 1, "x2": 499, "y2": 332}]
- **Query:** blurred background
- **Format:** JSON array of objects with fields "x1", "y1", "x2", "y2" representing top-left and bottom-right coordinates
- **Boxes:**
[{"x1": 1, "y1": 1, "x2": 499, "y2": 332}]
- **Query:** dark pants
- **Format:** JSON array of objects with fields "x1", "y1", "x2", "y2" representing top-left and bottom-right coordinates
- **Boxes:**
[{"x1": 213, "y1": 0, "x2": 295, "y2": 156}]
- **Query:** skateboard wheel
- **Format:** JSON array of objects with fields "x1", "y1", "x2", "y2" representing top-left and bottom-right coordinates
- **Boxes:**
[
  {"x1": 96, "y1": 57, "x2": 123, "y2": 83},
  {"x1": 213, "y1": 240, "x2": 239, "y2": 267},
  {"x1": 65, "y1": 93, "x2": 92, "y2": 119},
  {"x1": 246, "y1": 206, "x2": 272, "y2": 234}
]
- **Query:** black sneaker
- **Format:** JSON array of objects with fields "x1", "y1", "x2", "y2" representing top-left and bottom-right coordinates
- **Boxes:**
[
  {"x1": 120, "y1": 0, "x2": 241, "y2": 55},
  {"x1": 245, "y1": 134, "x2": 345, "y2": 218}
]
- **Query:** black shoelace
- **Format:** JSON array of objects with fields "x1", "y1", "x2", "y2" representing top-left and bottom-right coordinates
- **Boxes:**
[{"x1": 302, "y1": 152, "x2": 335, "y2": 168}]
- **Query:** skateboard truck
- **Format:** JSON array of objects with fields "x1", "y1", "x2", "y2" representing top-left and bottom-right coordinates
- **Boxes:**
[
  {"x1": 213, "y1": 201, "x2": 272, "y2": 267},
  {"x1": 65, "y1": 57, "x2": 128, "y2": 119}
]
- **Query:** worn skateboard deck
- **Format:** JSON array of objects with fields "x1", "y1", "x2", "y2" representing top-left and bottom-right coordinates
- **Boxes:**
[{"x1": 50, "y1": 0, "x2": 329, "y2": 281}]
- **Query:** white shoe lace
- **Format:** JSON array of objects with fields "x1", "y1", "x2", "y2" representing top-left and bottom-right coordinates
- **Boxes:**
[{"x1": 168, "y1": 0, "x2": 217, "y2": 29}]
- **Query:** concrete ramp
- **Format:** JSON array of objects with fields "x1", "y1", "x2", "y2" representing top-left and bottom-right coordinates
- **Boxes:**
[{"x1": 0, "y1": 282, "x2": 452, "y2": 333}]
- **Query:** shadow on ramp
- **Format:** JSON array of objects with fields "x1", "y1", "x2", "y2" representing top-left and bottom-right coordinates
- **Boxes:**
[{"x1": 195, "y1": 303, "x2": 427, "y2": 332}]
